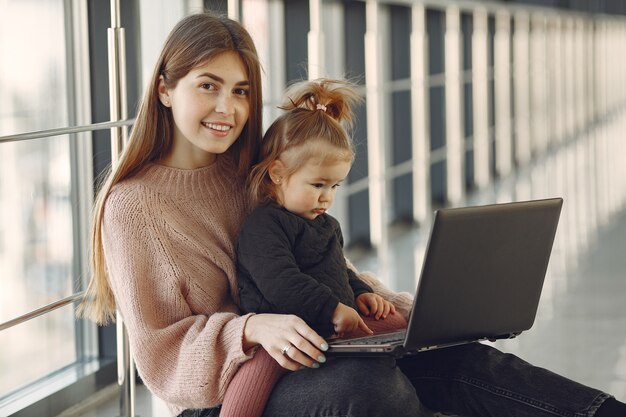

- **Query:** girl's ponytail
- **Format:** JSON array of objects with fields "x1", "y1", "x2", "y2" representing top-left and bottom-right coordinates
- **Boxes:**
[
  {"x1": 247, "y1": 78, "x2": 363, "y2": 208},
  {"x1": 280, "y1": 78, "x2": 362, "y2": 129}
]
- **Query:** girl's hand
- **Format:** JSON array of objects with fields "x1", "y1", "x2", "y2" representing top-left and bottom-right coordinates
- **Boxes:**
[
  {"x1": 356, "y1": 292, "x2": 396, "y2": 320},
  {"x1": 331, "y1": 303, "x2": 373, "y2": 337},
  {"x1": 243, "y1": 313, "x2": 328, "y2": 371}
]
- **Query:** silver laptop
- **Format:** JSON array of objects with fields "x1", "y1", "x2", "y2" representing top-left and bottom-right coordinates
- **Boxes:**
[{"x1": 327, "y1": 198, "x2": 563, "y2": 357}]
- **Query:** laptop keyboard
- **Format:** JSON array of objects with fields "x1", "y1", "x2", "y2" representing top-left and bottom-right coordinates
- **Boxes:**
[{"x1": 337, "y1": 330, "x2": 406, "y2": 345}]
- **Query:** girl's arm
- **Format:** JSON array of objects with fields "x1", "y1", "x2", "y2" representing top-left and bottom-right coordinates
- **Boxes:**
[{"x1": 345, "y1": 258, "x2": 414, "y2": 321}]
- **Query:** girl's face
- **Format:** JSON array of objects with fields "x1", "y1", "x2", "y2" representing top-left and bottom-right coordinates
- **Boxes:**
[
  {"x1": 158, "y1": 51, "x2": 250, "y2": 169},
  {"x1": 273, "y1": 145, "x2": 351, "y2": 220}
]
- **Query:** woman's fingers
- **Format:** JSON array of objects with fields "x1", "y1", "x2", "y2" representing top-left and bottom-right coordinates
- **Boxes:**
[
  {"x1": 289, "y1": 317, "x2": 327, "y2": 367},
  {"x1": 283, "y1": 338, "x2": 324, "y2": 369},
  {"x1": 249, "y1": 314, "x2": 327, "y2": 370},
  {"x1": 273, "y1": 344, "x2": 302, "y2": 371}
]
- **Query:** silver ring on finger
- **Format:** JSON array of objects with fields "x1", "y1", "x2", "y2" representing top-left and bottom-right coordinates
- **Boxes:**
[{"x1": 281, "y1": 344, "x2": 293, "y2": 356}]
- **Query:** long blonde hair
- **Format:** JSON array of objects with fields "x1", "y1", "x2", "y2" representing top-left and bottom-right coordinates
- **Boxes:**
[
  {"x1": 77, "y1": 12, "x2": 262, "y2": 324},
  {"x1": 248, "y1": 78, "x2": 362, "y2": 206}
]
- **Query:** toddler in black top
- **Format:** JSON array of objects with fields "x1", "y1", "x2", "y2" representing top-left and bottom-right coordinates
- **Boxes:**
[
  {"x1": 221, "y1": 79, "x2": 407, "y2": 417},
  {"x1": 237, "y1": 204, "x2": 374, "y2": 337}
]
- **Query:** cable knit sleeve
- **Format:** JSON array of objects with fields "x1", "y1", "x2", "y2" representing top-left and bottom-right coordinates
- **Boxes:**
[{"x1": 102, "y1": 184, "x2": 253, "y2": 413}]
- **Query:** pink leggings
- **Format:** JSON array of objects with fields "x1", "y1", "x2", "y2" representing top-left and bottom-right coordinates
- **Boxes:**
[{"x1": 221, "y1": 313, "x2": 408, "y2": 417}]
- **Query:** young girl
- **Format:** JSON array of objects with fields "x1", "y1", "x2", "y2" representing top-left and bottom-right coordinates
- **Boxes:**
[
  {"x1": 220, "y1": 79, "x2": 408, "y2": 417},
  {"x1": 77, "y1": 10, "x2": 624, "y2": 417}
]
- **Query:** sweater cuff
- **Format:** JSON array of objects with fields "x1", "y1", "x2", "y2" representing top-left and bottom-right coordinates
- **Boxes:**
[{"x1": 224, "y1": 313, "x2": 257, "y2": 362}]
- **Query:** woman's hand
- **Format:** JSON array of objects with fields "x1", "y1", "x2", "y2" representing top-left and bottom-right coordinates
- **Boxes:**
[
  {"x1": 243, "y1": 313, "x2": 328, "y2": 371},
  {"x1": 331, "y1": 302, "x2": 373, "y2": 337},
  {"x1": 356, "y1": 292, "x2": 396, "y2": 320}
]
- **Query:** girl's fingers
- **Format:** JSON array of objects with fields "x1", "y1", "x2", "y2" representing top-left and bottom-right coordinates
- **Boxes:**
[
  {"x1": 381, "y1": 301, "x2": 391, "y2": 319},
  {"x1": 389, "y1": 302, "x2": 397, "y2": 315},
  {"x1": 356, "y1": 298, "x2": 370, "y2": 315},
  {"x1": 357, "y1": 316, "x2": 374, "y2": 334},
  {"x1": 368, "y1": 297, "x2": 380, "y2": 318}
]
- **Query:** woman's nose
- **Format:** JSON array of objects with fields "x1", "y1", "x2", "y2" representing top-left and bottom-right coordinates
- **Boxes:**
[{"x1": 215, "y1": 93, "x2": 235, "y2": 115}]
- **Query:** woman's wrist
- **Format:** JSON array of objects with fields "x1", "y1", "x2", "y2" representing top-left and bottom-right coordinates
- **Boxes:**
[{"x1": 242, "y1": 313, "x2": 260, "y2": 351}]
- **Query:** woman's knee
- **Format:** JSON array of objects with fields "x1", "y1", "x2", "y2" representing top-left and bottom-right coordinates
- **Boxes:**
[{"x1": 264, "y1": 357, "x2": 428, "y2": 417}]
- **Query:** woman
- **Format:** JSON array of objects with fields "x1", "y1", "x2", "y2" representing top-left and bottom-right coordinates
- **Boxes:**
[{"x1": 78, "y1": 11, "x2": 625, "y2": 417}]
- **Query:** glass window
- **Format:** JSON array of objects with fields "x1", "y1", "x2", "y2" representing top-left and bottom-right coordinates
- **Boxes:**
[{"x1": 0, "y1": 0, "x2": 75, "y2": 399}]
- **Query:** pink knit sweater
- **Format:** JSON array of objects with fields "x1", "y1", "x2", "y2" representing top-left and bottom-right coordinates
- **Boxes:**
[{"x1": 101, "y1": 155, "x2": 413, "y2": 416}]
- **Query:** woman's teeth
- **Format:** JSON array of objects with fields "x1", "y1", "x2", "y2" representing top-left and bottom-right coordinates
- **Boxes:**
[{"x1": 204, "y1": 123, "x2": 231, "y2": 131}]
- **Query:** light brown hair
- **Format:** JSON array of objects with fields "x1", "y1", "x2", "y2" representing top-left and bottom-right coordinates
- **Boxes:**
[
  {"x1": 248, "y1": 78, "x2": 362, "y2": 206},
  {"x1": 77, "y1": 12, "x2": 262, "y2": 324}
]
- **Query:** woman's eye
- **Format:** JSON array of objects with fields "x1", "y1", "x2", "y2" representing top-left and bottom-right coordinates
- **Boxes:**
[
  {"x1": 200, "y1": 83, "x2": 216, "y2": 90},
  {"x1": 234, "y1": 88, "x2": 249, "y2": 96}
]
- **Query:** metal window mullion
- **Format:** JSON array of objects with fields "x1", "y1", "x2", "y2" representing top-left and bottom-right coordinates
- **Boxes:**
[
  {"x1": 513, "y1": 11, "x2": 531, "y2": 166},
  {"x1": 548, "y1": 17, "x2": 559, "y2": 148},
  {"x1": 594, "y1": 21, "x2": 609, "y2": 226},
  {"x1": 66, "y1": 0, "x2": 98, "y2": 361},
  {"x1": 472, "y1": 7, "x2": 490, "y2": 188},
  {"x1": 618, "y1": 21, "x2": 626, "y2": 107},
  {"x1": 324, "y1": 1, "x2": 351, "y2": 237},
  {"x1": 593, "y1": 21, "x2": 604, "y2": 122},
  {"x1": 494, "y1": 9, "x2": 512, "y2": 177},
  {"x1": 228, "y1": 0, "x2": 240, "y2": 21},
  {"x1": 308, "y1": 0, "x2": 324, "y2": 79},
  {"x1": 530, "y1": 14, "x2": 547, "y2": 155},
  {"x1": 574, "y1": 18, "x2": 585, "y2": 135},
  {"x1": 607, "y1": 22, "x2": 615, "y2": 112},
  {"x1": 365, "y1": 0, "x2": 387, "y2": 248},
  {"x1": 564, "y1": 17, "x2": 576, "y2": 142},
  {"x1": 410, "y1": 4, "x2": 431, "y2": 225},
  {"x1": 584, "y1": 19, "x2": 594, "y2": 128},
  {"x1": 444, "y1": 5, "x2": 464, "y2": 205},
  {"x1": 108, "y1": 1, "x2": 134, "y2": 417}
]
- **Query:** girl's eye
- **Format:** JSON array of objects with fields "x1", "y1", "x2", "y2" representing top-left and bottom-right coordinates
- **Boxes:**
[
  {"x1": 332, "y1": 183, "x2": 342, "y2": 189},
  {"x1": 234, "y1": 88, "x2": 249, "y2": 96},
  {"x1": 200, "y1": 83, "x2": 216, "y2": 90},
  {"x1": 311, "y1": 183, "x2": 324, "y2": 189}
]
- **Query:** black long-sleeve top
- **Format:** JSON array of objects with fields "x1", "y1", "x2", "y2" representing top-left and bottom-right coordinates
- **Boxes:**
[{"x1": 235, "y1": 204, "x2": 373, "y2": 336}]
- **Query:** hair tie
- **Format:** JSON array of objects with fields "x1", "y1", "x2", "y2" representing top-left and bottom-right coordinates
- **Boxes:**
[{"x1": 316, "y1": 103, "x2": 327, "y2": 112}]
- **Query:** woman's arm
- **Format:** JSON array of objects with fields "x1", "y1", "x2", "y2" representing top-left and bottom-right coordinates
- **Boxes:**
[{"x1": 102, "y1": 188, "x2": 253, "y2": 409}]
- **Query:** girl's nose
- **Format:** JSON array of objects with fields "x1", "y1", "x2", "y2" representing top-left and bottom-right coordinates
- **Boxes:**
[{"x1": 319, "y1": 190, "x2": 331, "y2": 202}]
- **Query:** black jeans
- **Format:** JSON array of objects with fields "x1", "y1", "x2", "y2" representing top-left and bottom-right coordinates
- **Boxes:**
[
  {"x1": 178, "y1": 407, "x2": 220, "y2": 417},
  {"x1": 180, "y1": 343, "x2": 611, "y2": 417}
]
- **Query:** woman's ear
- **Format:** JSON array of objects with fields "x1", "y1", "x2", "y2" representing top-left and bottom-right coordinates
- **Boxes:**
[
  {"x1": 158, "y1": 76, "x2": 171, "y2": 107},
  {"x1": 268, "y1": 160, "x2": 286, "y2": 184}
]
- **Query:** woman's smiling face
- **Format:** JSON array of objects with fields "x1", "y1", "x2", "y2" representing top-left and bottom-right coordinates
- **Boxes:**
[{"x1": 159, "y1": 51, "x2": 250, "y2": 169}]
